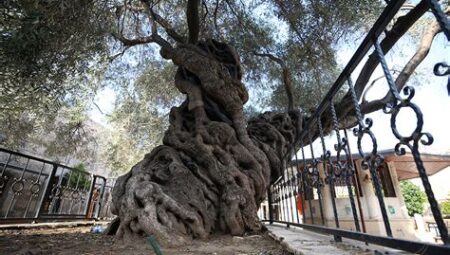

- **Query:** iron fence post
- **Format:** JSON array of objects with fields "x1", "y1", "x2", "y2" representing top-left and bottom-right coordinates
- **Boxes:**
[
  {"x1": 84, "y1": 175, "x2": 97, "y2": 218},
  {"x1": 267, "y1": 188, "x2": 274, "y2": 224},
  {"x1": 94, "y1": 175, "x2": 107, "y2": 219},
  {"x1": 36, "y1": 164, "x2": 58, "y2": 218}
]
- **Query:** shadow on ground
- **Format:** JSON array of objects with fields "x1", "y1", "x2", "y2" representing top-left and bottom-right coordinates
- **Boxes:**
[{"x1": 0, "y1": 226, "x2": 290, "y2": 255}]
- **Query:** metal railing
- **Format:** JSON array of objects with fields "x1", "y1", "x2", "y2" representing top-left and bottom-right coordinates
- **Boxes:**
[
  {"x1": 0, "y1": 147, "x2": 115, "y2": 223},
  {"x1": 264, "y1": 0, "x2": 450, "y2": 254}
]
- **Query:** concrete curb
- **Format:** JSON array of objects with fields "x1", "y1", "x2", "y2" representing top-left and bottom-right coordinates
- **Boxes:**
[
  {"x1": 267, "y1": 229, "x2": 302, "y2": 255},
  {"x1": 0, "y1": 220, "x2": 109, "y2": 230}
]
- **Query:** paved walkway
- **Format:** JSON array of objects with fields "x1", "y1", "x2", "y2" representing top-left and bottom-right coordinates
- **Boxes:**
[{"x1": 265, "y1": 223, "x2": 411, "y2": 255}]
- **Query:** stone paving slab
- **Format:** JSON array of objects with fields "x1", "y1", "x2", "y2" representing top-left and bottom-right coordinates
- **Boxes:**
[{"x1": 265, "y1": 223, "x2": 411, "y2": 255}]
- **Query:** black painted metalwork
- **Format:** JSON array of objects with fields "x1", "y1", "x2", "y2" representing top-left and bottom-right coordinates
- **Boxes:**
[
  {"x1": 425, "y1": 0, "x2": 450, "y2": 40},
  {"x1": 263, "y1": 220, "x2": 450, "y2": 254},
  {"x1": 330, "y1": 103, "x2": 361, "y2": 232},
  {"x1": 374, "y1": 36, "x2": 449, "y2": 244},
  {"x1": 0, "y1": 148, "x2": 114, "y2": 223},
  {"x1": 265, "y1": 0, "x2": 450, "y2": 253},
  {"x1": 317, "y1": 115, "x2": 340, "y2": 231},
  {"x1": 300, "y1": 142, "x2": 313, "y2": 224},
  {"x1": 348, "y1": 75, "x2": 393, "y2": 237}
]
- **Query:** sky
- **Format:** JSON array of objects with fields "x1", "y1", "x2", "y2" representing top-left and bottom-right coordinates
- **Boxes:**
[
  {"x1": 88, "y1": 12, "x2": 450, "y2": 160},
  {"x1": 309, "y1": 31, "x2": 450, "y2": 158}
]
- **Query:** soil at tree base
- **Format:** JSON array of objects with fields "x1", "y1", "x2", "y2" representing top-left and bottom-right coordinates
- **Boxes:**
[{"x1": 0, "y1": 226, "x2": 291, "y2": 254}]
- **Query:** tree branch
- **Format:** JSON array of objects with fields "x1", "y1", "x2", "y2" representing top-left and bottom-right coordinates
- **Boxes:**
[
  {"x1": 254, "y1": 52, "x2": 294, "y2": 111},
  {"x1": 291, "y1": 1, "x2": 439, "y2": 150},
  {"x1": 112, "y1": 33, "x2": 155, "y2": 46},
  {"x1": 331, "y1": 0, "x2": 430, "y2": 127},
  {"x1": 187, "y1": 0, "x2": 201, "y2": 44},
  {"x1": 360, "y1": 70, "x2": 400, "y2": 103},
  {"x1": 360, "y1": 19, "x2": 442, "y2": 115},
  {"x1": 149, "y1": 9, "x2": 187, "y2": 43},
  {"x1": 213, "y1": 0, "x2": 220, "y2": 34},
  {"x1": 109, "y1": 46, "x2": 131, "y2": 62},
  {"x1": 273, "y1": 1, "x2": 310, "y2": 53},
  {"x1": 352, "y1": 0, "x2": 430, "y2": 98},
  {"x1": 253, "y1": 52, "x2": 284, "y2": 66},
  {"x1": 112, "y1": 31, "x2": 173, "y2": 51}
]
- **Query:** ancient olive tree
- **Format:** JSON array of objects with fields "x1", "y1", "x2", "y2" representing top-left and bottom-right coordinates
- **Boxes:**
[
  {"x1": 2, "y1": 0, "x2": 445, "y2": 246},
  {"x1": 104, "y1": 0, "x2": 377, "y2": 245}
]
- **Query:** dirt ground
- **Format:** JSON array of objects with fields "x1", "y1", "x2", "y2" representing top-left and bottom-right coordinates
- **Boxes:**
[{"x1": 0, "y1": 226, "x2": 290, "y2": 255}]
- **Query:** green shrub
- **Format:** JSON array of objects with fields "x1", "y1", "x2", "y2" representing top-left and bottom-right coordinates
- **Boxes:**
[
  {"x1": 400, "y1": 181, "x2": 427, "y2": 216},
  {"x1": 65, "y1": 163, "x2": 92, "y2": 190},
  {"x1": 441, "y1": 201, "x2": 450, "y2": 215}
]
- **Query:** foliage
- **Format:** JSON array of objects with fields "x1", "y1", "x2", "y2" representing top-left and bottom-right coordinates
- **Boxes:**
[
  {"x1": 400, "y1": 181, "x2": 427, "y2": 216},
  {"x1": 67, "y1": 163, "x2": 92, "y2": 190},
  {"x1": 101, "y1": 61, "x2": 182, "y2": 175},
  {"x1": 263, "y1": 0, "x2": 380, "y2": 110},
  {"x1": 1, "y1": 0, "x2": 384, "y2": 174},
  {"x1": 2, "y1": 0, "x2": 381, "y2": 109},
  {"x1": 441, "y1": 201, "x2": 450, "y2": 216},
  {"x1": 0, "y1": 80, "x2": 102, "y2": 162},
  {"x1": 1, "y1": 0, "x2": 112, "y2": 108},
  {"x1": 1, "y1": 0, "x2": 111, "y2": 161}
]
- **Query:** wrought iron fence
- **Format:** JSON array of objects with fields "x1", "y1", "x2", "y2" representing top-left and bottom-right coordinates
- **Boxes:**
[
  {"x1": 263, "y1": 0, "x2": 450, "y2": 254},
  {"x1": 0, "y1": 148, "x2": 115, "y2": 223}
]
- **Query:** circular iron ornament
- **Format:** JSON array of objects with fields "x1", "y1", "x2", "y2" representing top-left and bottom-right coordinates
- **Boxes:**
[
  {"x1": 305, "y1": 161, "x2": 322, "y2": 188},
  {"x1": 72, "y1": 190, "x2": 80, "y2": 200},
  {"x1": 322, "y1": 150, "x2": 331, "y2": 162},
  {"x1": 353, "y1": 123, "x2": 378, "y2": 170},
  {"x1": 343, "y1": 161, "x2": 356, "y2": 176},
  {"x1": 330, "y1": 102, "x2": 352, "y2": 178},
  {"x1": 389, "y1": 86, "x2": 434, "y2": 156},
  {"x1": 333, "y1": 161, "x2": 346, "y2": 178},
  {"x1": 333, "y1": 138, "x2": 347, "y2": 154},
  {"x1": 30, "y1": 183, "x2": 41, "y2": 195},
  {"x1": 11, "y1": 180, "x2": 25, "y2": 194},
  {"x1": 433, "y1": 62, "x2": 450, "y2": 76},
  {"x1": 62, "y1": 188, "x2": 71, "y2": 198}
]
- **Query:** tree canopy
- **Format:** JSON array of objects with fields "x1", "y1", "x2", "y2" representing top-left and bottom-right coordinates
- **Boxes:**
[
  {"x1": 0, "y1": 0, "x2": 383, "y2": 169},
  {"x1": 2, "y1": 0, "x2": 444, "y2": 175},
  {"x1": 400, "y1": 181, "x2": 427, "y2": 216}
]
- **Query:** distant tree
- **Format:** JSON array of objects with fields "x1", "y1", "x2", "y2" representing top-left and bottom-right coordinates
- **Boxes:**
[
  {"x1": 0, "y1": 0, "x2": 108, "y2": 161},
  {"x1": 400, "y1": 181, "x2": 427, "y2": 216},
  {"x1": 441, "y1": 201, "x2": 450, "y2": 216},
  {"x1": 68, "y1": 163, "x2": 92, "y2": 191},
  {"x1": 441, "y1": 192, "x2": 450, "y2": 216}
]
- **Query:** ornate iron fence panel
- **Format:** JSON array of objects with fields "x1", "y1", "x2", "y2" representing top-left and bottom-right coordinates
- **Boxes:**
[
  {"x1": 264, "y1": 0, "x2": 450, "y2": 254},
  {"x1": 0, "y1": 148, "x2": 111, "y2": 223}
]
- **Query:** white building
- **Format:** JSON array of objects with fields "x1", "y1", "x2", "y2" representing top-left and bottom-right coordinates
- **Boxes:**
[{"x1": 259, "y1": 150, "x2": 450, "y2": 243}]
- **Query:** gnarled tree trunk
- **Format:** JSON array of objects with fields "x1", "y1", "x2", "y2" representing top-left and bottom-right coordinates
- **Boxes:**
[{"x1": 108, "y1": 39, "x2": 302, "y2": 246}]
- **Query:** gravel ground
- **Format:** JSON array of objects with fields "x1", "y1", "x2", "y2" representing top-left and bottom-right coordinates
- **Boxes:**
[{"x1": 0, "y1": 226, "x2": 290, "y2": 255}]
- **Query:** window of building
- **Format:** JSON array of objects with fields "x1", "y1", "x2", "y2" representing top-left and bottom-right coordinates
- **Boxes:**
[{"x1": 376, "y1": 163, "x2": 396, "y2": 197}]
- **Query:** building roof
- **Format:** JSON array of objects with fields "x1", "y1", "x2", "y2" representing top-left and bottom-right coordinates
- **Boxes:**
[{"x1": 288, "y1": 149, "x2": 450, "y2": 180}]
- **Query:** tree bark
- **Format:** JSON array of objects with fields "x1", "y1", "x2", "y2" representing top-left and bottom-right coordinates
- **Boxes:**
[{"x1": 108, "y1": 39, "x2": 302, "y2": 246}]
